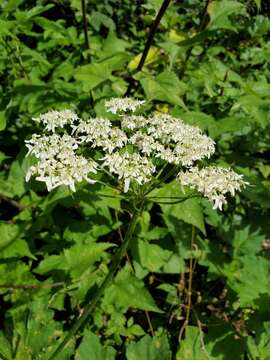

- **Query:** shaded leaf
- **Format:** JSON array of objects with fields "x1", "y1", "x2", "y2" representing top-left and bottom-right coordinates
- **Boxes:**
[
  {"x1": 126, "y1": 334, "x2": 171, "y2": 360},
  {"x1": 75, "y1": 331, "x2": 116, "y2": 360}
]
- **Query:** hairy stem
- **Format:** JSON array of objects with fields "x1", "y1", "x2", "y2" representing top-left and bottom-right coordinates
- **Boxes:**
[
  {"x1": 125, "y1": 0, "x2": 171, "y2": 95},
  {"x1": 48, "y1": 201, "x2": 144, "y2": 360}
]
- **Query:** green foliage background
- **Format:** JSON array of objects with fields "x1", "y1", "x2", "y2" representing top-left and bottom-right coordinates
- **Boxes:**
[{"x1": 0, "y1": 0, "x2": 270, "y2": 358}]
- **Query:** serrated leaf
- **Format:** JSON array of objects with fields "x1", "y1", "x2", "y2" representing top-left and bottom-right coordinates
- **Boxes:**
[
  {"x1": 126, "y1": 334, "x2": 171, "y2": 360},
  {"x1": 176, "y1": 326, "x2": 206, "y2": 360},
  {"x1": 0, "y1": 221, "x2": 33, "y2": 262},
  {"x1": 138, "y1": 240, "x2": 172, "y2": 272},
  {"x1": 247, "y1": 321, "x2": 270, "y2": 358},
  {"x1": 207, "y1": 1, "x2": 246, "y2": 31},
  {"x1": 152, "y1": 181, "x2": 205, "y2": 234},
  {"x1": 0, "y1": 222, "x2": 21, "y2": 251},
  {"x1": 137, "y1": 70, "x2": 187, "y2": 107},
  {"x1": 15, "y1": 296, "x2": 74, "y2": 360},
  {"x1": 64, "y1": 242, "x2": 114, "y2": 278},
  {"x1": 7, "y1": 159, "x2": 27, "y2": 197},
  {"x1": 74, "y1": 63, "x2": 112, "y2": 92},
  {"x1": 104, "y1": 267, "x2": 162, "y2": 313},
  {"x1": 224, "y1": 256, "x2": 270, "y2": 307},
  {"x1": 36, "y1": 243, "x2": 113, "y2": 278},
  {"x1": 75, "y1": 331, "x2": 116, "y2": 360}
]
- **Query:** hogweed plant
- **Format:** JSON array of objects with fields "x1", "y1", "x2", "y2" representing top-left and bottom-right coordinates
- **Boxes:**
[{"x1": 25, "y1": 97, "x2": 247, "y2": 358}]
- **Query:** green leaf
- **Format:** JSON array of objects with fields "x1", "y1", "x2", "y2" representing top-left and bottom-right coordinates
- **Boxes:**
[
  {"x1": 99, "y1": 32, "x2": 129, "y2": 58},
  {"x1": 177, "y1": 324, "x2": 245, "y2": 360},
  {"x1": 137, "y1": 71, "x2": 187, "y2": 107},
  {"x1": 74, "y1": 63, "x2": 112, "y2": 92},
  {"x1": 126, "y1": 334, "x2": 172, "y2": 360},
  {"x1": 0, "y1": 111, "x2": 6, "y2": 131},
  {"x1": 151, "y1": 181, "x2": 205, "y2": 234},
  {"x1": 15, "y1": 296, "x2": 75, "y2": 360},
  {"x1": 64, "y1": 242, "x2": 114, "y2": 278},
  {"x1": 253, "y1": 0, "x2": 261, "y2": 10},
  {"x1": 224, "y1": 256, "x2": 270, "y2": 307},
  {"x1": 0, "y1": 238, "x2": 34, "y2": 259},
  {"x1": 75, "y1": 331, "x2": 116, "y2": 360},
  {"x1": 1, "y1": 0, "x2": 24, "y2": 12},
  {"x1": 0, "y1": 222, "x2": 21, "y2": 251},
  {"x1": 128, "y1": 47, "x2": 160, "y2": 70},
  {"x1": 0, "y1": 332, "x2": 12, "y2": 360},
  {"x1": 247, "y1": 321, "x2": 270, "y2": 358},
  {"x1": 206, "y1": 321, "x2": 246, "y2": 359},
  {"x1": 36, "y1": 242, "x2": 113, "y2": 278},
  {"x1": 7, "y1": 159, "x2": 28, "y2": 197},
  {"x1": 104, "y1": 267, "x2": 162, "y2": 313},
  {"x1": 176, "y1": 326, "x2": 206, "y2": 360},
  {"x1": 91, "y1": 11, "x2": 115, "y2": 31},
  {"x1": 137, "y1": 240, "x2": 172, "y2": 272},
  {"x1": 207, "y1": 1, "x2": 246, "y2": 31}
]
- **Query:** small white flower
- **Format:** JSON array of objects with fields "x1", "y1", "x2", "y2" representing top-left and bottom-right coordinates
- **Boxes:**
[
  {"x1": 121, "y1": 115, "x2": 150, "y2": 130},
  {"x1": 26, "y1": 154, "x2": 97, "y2": 192},
  {"x1": 147, "y1": 114, "x2": 215, "y2": 166},
  {"x1": 25, "y1": 101, "x2": 245, "y2": 203},
  {"x1": 74, "y1": 118, "x2": 127, "y2": 153},
  {"x1": 25, "y1": 133, "x2": 97, "y2": 192},
  {"x1": 34, "y1": 110, "x2": 78, "y2": 132},
  {"x1": 129, "y1": 132, "x2": 161, "y2": 155},
  {"x1": 178, "y1": 166, "x2": 248, "y2": 210},
  {"x1": 25, "y1": 133, "x2": 78, "y2": 160},
  {"x1": 105, "y1": 97, "x2": 145, "y2": 114},
  {"x1": 102, "y1": 151, "x2": 156, "y2": 192},
  {"x1": 173, "y1": 133, "x2": 215, "y2": 166}
]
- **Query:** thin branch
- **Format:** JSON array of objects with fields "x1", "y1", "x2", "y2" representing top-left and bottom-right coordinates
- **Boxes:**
[
  {"x1": 81, "y1": 0, "x2": 90, "y2": 52},
  {"x1": 193, "y1": 310, "x2": 211, "y2": 360},
  {"x1": 145, "y1": 310, "x2": 155, "y2": 336},
  {"x1": 186, "y1": 226, "x2": 196, "y2": 323},
  {"x1": 137, "y1": 0, "x2": 171, "y2": 72},
  {"x1": 0, "y1": 194, "x2": 23, "y2": 210},
  {"x1": 150, "y1": 196, "x2": 198, "y2": 205},
  {"x1": 0, "y1": 282, "x2": 64, "y2": 289},
  {"x1": 178, "y1": 225, "x2": 196, "y2": 341},
  {"x1": 125, "y1": 0, "x2": 172, "y2": 95}
]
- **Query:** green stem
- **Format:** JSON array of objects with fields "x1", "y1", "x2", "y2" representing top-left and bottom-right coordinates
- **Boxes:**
[
  {"x1": 48, "y1": 201, "x2": 144, "y2": 360},
  {"x1": 145, "y1": 165, "x2": 179, "y2": 197}
]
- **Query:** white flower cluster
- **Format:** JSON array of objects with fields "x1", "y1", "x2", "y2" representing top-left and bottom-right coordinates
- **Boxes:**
[
  {"x1": 33, "y1": 110, "x2": 78, "y2": 132},
  {"x1": 123, "y1": 113, "x2": 215, "y2": 166},
  {"x1": 121, "y1": 115, "x2": 149, "y2": 130},
  {"x1": 25, "y1": 98, "x2": 247, "y2": 206},
  {"x1": 178, "y1": 166, "x2": 248, "y2": 210},
  {"x1": 103, "y1": 152, "x2": 156, "y2": 193},
  {"x1": 105, "y1": 97, "x2": 145, "y2": 114},
  {"x1": 25, "y1": 133, "x2": 97, "y2": 192},
  {"x1": 74, "y1": 118, "x2": 127, "y2": 153}
]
